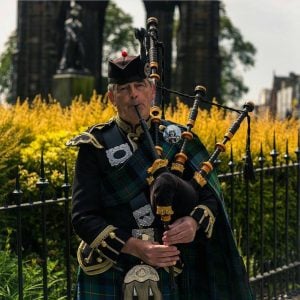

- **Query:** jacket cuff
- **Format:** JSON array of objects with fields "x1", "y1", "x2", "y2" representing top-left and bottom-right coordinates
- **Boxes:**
[
  {"x1": 90, "y1": 225, "x2": 131, "y2": 263},
  {"x1": 190, "y1": 205, "x2": 216, "y2": 238}
]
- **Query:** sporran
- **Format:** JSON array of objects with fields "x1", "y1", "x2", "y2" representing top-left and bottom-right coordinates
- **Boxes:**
[{"x1": 123, "y1": 264, "x2": 162, "y2": 300}]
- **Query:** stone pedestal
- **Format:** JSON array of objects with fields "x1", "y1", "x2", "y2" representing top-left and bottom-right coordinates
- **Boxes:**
[{"x1": 52, "y1": 73, "x2": 95, "y2": 106}]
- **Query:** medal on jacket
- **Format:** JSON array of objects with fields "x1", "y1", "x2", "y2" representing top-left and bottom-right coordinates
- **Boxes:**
[{"x1": 105, "y1": 143, "x2": 133, "y2": 166}]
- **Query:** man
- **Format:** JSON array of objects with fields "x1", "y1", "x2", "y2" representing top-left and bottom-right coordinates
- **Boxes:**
[{"x1": 68, "y1": 54, "x2": 254, "y2": 299}]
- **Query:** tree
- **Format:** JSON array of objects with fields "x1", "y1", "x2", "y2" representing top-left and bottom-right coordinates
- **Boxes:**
[
  {"x1": 219, "y1": 5, "x2": 256, "y2": 103},
  {"x1": 102, "y1": 1, "x2": 139, "y2": 74},
  {"x1": 0, "y1": 31, "x2": 16, "y2": 103}
]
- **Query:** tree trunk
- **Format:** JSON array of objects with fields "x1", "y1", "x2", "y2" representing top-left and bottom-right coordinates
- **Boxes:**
[
  {"x1": 14, "y1": 1, "x2": 68, "y2": 101},
  {"x1": 78, "y1": 1, "x2": 109, "y2": 94},
  {"x1": 175, "y1": 1, "x2": 220, "y2": 108}
]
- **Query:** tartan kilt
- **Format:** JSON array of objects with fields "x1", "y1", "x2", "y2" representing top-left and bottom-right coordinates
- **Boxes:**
[{"x1": 74, "y1": 242, "x2": 210, "y2": 300}]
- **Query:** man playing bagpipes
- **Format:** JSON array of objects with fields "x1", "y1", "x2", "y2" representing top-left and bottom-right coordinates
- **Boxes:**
[{"x1": 67, "y1": 19, "x2": 254, "y2": 300}]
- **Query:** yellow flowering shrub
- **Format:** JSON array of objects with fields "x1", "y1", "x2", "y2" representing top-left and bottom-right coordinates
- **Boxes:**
[
  {"x1": 0, "y1": 94, "x2": 299, "y2": 196},
  {"x1": 166, "y1": 101, "x2": 299, "y2": 166}
]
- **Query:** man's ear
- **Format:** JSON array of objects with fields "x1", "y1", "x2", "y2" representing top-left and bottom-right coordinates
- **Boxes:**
[{"x1": 108, "y1": 90, "x2": 115, "y2": 105}]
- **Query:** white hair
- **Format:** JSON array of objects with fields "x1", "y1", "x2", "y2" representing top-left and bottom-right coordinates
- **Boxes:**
[{"x1": 107, "y1": 78, "x2": 154, "y2": 93}]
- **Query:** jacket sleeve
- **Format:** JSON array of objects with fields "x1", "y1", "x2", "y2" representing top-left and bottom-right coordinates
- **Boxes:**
[
  {"x1": 71, "y1": 144, "x2": 131, "y2": 264},
  {"x1": 183, "y1": 133, "x2": 220, "y2": 239},
  {"x1": 190, "y1": 185, "x2": 219, "y2": 239}
]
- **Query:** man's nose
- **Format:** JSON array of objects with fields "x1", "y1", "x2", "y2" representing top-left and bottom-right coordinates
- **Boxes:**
[{"x1": 129, "y1": 84, "x2": 138, "y2": 98}]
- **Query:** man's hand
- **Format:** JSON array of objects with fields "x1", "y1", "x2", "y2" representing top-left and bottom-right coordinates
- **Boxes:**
[
  {"x1": 162, "y1": 216, "x2": 198, "y2": 245},
  {"x1": 121, "y1": 238, "x2": 180, "y2": 267}
]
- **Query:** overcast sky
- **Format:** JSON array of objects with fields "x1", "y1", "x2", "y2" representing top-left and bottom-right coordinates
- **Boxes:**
[{"x1": 1, "y1": 0, "x2": 300, "y2": 102}]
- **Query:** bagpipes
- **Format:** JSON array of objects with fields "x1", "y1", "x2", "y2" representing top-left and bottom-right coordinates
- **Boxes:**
[
  {"x1": 134, "y1": 17, "x2": 255, "y2": 228},
  {"x1": 133, "y1": 17, "x2": 255, "y2": 292}
]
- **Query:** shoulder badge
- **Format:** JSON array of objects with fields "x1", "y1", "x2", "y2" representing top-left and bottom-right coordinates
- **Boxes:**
[
  {"x1": 66, "y1": 132, "x2": 104, "y2": 149},
  {"x1": 66, "y1": 121, "x2": 114, "y2": 149}
]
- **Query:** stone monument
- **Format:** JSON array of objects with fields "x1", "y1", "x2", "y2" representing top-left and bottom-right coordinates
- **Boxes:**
[{"x1": 52, "y1": 0, "x2": 94, "y2": 106}]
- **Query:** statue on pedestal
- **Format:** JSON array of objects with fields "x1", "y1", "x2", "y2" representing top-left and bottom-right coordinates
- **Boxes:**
[
  {"x1": 57, "y1": 1, "x2": 89, "y2": 74},
  {"x1": 53, "y1": 0, "x2": 94, "y2": 106}
]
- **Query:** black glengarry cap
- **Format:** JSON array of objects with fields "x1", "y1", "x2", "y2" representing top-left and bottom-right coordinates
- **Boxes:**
[{"x1": 108, "y1": 55, "x2": 149, "y2": 85}]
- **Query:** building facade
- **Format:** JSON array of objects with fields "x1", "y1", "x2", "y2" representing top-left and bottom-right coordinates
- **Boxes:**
[{"x1": 270, "y1": 72, "x2": 300, "y2": 119}]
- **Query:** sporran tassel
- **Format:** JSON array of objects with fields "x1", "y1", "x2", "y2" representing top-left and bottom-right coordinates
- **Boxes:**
[{"x1": 123, "y1": 281, "x2": 162, "y2": 300}]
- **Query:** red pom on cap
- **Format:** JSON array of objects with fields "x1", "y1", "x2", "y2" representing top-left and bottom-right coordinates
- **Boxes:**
[{"x1": 121, "y1": 50, "x2": 128, "y2": 58}]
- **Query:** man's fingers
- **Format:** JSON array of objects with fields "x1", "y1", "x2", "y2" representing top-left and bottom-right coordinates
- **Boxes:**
[
  {"x1": 140, "y1": 243, "x2": 181, "y2": 267},
  {"x1": 163, "y1": 228, "x2": 196, "y2": 245},
  {"x1": 152, "y1": 245, "x2": 180, "y2": 256},
  {"x1": 156, "y1": 256, "x2": 180, "y2": 267}
]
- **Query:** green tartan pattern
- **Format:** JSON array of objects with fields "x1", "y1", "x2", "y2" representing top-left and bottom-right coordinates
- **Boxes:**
[
  {"x1": 75, "y1": 267, "x2": 179, "y2": 299},
  {"x1": 99, "y1": 120, "x2": 216, "y2": 209},
  {"x1": 184, "y1": 133, "x2": 222, "y2": 197},
  {"x1": 100, "y1": 128, "x2": 180, "y2": 207},
  {"x1": 100, "y1": 145, "x2": 151, "y2": 207}
]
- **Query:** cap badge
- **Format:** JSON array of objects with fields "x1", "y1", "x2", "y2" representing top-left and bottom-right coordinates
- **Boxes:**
[{"x1": 163, "y1": 124, "x2": 182, "y2": 144}]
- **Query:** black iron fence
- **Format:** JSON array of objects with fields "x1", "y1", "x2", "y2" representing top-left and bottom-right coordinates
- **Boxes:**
[
  {"x1": 0, "y1": 158, "x2": 73, "y2": 299},
  {"x1": 0, "y1": 134, "x2": 299, "y2": 299},
  {"x1": 219, "y1": 133, "x2": 300, "y2": 299}
]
